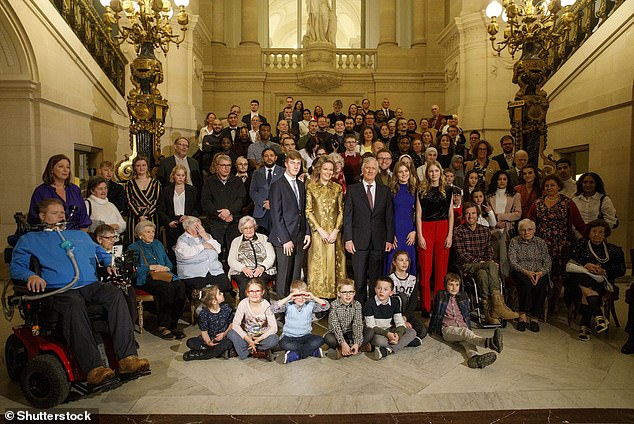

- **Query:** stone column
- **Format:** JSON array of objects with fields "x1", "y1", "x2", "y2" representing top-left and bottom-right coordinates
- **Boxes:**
[
  {"x1": 378, "y1": 0, "x2": 397, "y2": 46},
  {"x1": 211, "y1": 0, "x2": 225, "y2": 46},
  {"x1": 411, "y1": 1, "x2": 426, "y2": 47},
  {"x1": 240, "y1": 0, "x2": 259, "y2": 46}
]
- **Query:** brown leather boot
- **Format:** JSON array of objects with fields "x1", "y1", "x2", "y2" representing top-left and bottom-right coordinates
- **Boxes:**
[
  {"x1": 481, "y1": 298, "x2": 501, "y2": 325},
  {"x1": 118, "y1": 355, "x2": 150, "y2": 374},
  {"x1": 490, "y1": 291, "x2": 519, "y2": 320},
  {"x1": 86, "y1": 366, "x2": 115, "y2": 385}
]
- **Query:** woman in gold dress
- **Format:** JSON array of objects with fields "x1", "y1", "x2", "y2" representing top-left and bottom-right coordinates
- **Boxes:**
[{"x1": 305, "y1": 156, "x2": 346, "y2": 299}]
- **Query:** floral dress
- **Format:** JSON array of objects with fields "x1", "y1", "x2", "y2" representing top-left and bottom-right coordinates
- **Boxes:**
[{"x1": 529, "y1": 195, "x2": 585, "y2": 281}]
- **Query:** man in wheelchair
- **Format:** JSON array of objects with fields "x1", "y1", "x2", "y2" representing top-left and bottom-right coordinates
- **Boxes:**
[
  {"x1": 10, "y1": 198, "x2": 150, "y2": 386},
  {"x1": 453, "y1": 203, "x2": 518, "y2": 325}
]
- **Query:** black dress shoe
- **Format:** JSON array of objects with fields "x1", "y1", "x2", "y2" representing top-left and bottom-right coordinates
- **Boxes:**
[
  {"x1": 529, "y1": 321, "x2": 540, "y2": 333},
  {"x1": 622, "y1": 337, "x2": 634, "y2": 355},
  {"x1": 517, "y1": 321, "x2": 527, "y2": 332}
]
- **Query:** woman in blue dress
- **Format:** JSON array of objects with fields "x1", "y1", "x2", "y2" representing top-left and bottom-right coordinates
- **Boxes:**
[{"x1": 384, "y1": 160, "x2": 418, "y2": 275}]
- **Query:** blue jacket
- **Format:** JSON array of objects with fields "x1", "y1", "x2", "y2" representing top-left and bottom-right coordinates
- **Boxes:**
[
  {"x1": 128, "y1": 239, "x2": 177, "y2": 286},
  {"x1": 428, "y1": 290, "x2": 471, "y2": 336},
  {"x1": 10, "y1": 230, "x2": 111, "y2": 289}
]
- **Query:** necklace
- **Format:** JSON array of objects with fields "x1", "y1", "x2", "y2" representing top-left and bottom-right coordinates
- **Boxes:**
[{"x1": 588, "y1": 241, "x2": 609, "y2": 264}]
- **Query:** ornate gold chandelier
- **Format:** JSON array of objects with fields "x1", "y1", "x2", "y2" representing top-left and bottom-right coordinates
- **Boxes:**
[
  {"x1": 485, "y1": 0, "x2": 578, "y2": 59},
  {"x1": 100, "y1": 0, "x2": 190, "y2": 53}
]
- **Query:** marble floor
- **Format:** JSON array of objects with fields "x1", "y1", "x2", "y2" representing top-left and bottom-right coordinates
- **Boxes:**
[{"x1": 0, "y1": 282, "x2": 632, "y2": 416}]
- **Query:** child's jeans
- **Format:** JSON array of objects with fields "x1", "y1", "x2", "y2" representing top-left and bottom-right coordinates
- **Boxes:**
[
  {"x1": 370, "y1": 327, "x2": 416, "y2": 353},
  {"x1": 227, "y1": 329, "x2": 279, "y2": 359},
  {"x1": 279, "y1": 334, "x2": 324, "y2": 359},
  {"x1": 442, "y1": 325, "x2": 485, "y2": 358},
  {"x1": 186, "y1": 336, "x2": 233, "y2": 358}
]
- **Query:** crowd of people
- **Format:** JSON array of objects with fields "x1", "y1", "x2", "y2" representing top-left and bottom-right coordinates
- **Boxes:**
[{"x1": 12, "y1": 96, "x2": 633, "y2": 379}]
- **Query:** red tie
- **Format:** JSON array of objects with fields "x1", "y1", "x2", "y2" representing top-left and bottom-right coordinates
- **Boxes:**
[{"x1": 366, "y1": 184, "x2": 374, "y2": 210}]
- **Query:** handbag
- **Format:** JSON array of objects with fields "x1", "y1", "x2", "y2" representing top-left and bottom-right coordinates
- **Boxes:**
[{"x1": 138, "y1": 246, "x2": 173, "y2": 282}]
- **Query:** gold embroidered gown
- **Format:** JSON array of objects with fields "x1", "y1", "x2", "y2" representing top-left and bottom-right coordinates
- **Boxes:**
[{"x1": 305, "y1": 179, "x2": 346, "y2": 298}]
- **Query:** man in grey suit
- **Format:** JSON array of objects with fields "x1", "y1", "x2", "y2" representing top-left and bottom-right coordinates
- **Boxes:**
[
  {"x1": 157, "y1": 137, "x2": 202, "y2": 190},
  {"x1": 344, "y1": 157, "x2": 394, "y2": 303},
  {"x1": 269, "y1": 150, "x2": 311, "y2": 297},
  {"x1": 250, "y1": 148, "x2": 285, "y2": 234}
]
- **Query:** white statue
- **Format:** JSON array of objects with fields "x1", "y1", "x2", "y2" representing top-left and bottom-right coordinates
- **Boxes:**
[{"x1": 305, "y1": 0, "x2": 336, "y2": 44}]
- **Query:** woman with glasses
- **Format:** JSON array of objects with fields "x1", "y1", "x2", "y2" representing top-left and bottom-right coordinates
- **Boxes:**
[
  {"x1": 227, "y1": 216, "x2": 276, "y2": 300},
  {"x1": 464, "y1": 140, "x2": 500, "y2": 190},
  {"x1": 85, "y1": 176, "x2": 126, "y2": 236}
]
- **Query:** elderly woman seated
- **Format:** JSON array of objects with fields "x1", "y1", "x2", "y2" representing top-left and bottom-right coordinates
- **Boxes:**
[
  {"x1": 174, "y1": 216, "x2": 231, "y2": 297},
  {"x1": 567, "y1": 219, "x2": 625, "y2": 341},
  {"x1": 128, "y1": 221, "x2": 186, "y2": 340},
  {"x1": 508, "y1": 218, "x2": 552, "y2": 333},
  {"x1": 228, "y1": 215, "x2": 276, "y2": 300}
]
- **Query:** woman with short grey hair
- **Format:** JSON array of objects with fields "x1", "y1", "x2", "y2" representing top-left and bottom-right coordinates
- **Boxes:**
[
  {"x1": 228, "y1": 215, "x2": 276, "y2": 299},
  {"x1": 174, "y1": 216, "x2": 230, "y2": 297},
  {"x1": 508, "y1": 218, "x2": 552, "y2": 333},
  {"x1": 128, "y1": 219, "x2": 186, "y2": 340}
]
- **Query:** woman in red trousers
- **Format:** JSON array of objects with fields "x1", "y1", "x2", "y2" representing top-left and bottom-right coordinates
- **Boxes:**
[{"x1": 415, "y1": 161, "x2": 454, "y2": 313}]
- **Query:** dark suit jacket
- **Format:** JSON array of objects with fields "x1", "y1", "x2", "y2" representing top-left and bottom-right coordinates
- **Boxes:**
[
  {"x1": 278, "y1": 110, "x2": 301, "y2": 126},
  {"x1": 242, "y1": 113, "x2": 268, "y2": 130},
  {"x1": 221, "y1": 126, "x2": 240, "y2": 144},
  {"x1": 492, "y1": 153, "x2": 513, "y2": 172},
  {"x1": 429, "y1": 114, "x2": 445, "y2": 131},
  {"x1": 106, "y1": 180, "x2": 126, "y2": 214},
  {"x1": 157, "y1": 156, "x2": 202, "y2": 190},
  {"x1": 157, "y1": 183, "x2": 199, "y2": 227},
  {"x1": 376, "y1": 109, "x2": 395, "y2": 121},
  {"x1": 268, "y1": 176, "x2": 309, "y2": 247},
  {"x1": 250, "y1": 165, "x2": 285, "y2": 219},
  {"x1": 327, "y1": 112, "x2": 347, "y2": 127},
  {"x1": 343, "y1": 181, "x2": 394, "y2": 251}
]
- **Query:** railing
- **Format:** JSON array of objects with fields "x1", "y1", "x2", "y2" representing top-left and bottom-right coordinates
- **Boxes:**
[
  {"x1": 262, "y1": 48, "x2": 376, "y2": 71},
  {"x1": 546, "y1": 0, "x2": 625, "y2": 78},
  {"x1": 50, "y1": 0, "x2": 127, "y2": 96}
]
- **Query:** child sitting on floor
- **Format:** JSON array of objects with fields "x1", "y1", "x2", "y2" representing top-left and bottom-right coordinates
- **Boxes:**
[
  {"x1": 388, "y1": 251, "x2": 426, "y2": 340},
  {"x1": 324, "y1": 279, "x2": 370, "y2": 359},
  {"x1": 227, "y1": 278, "x2": 279, "y2": 361},
  {"x1": 364, "y1": 276, "x2": 418, "y2": 360},
  {"x1": 272, "y1": 280, "x2": 330, "y2": 364},
  {"x1": 429, "y1": 272, "x2": 503, "y2": 368},
  {"x1": 183, "y1": 285, "x2": 234, "y2": 361}
]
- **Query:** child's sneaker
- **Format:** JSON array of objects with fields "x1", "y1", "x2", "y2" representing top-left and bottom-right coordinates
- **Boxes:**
[
  {"x1": 371, "y1": 346, "x2": 392, "y2": 361},
  {"x1": 183, "y1": 349, "x2": 213, "y2": 361},
  {"x1": 578, "y1": 326, "x2": 591, "y2": 341},
  {"x1": 467, "y1": 352, "x2": 497, "y2": 369},
  {"x1": 407, "y1": 337, "x2": 423, "y2": 347},
  {"x1": 311, "y1": 347, "x2": 324, "y2": 358},
  {"x1": 284, "y1": 350, "x2": 300, "y2": 364}
]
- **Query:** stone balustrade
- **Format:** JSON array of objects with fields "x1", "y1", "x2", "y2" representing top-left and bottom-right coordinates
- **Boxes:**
[{"x1": 262, "y1": 49, "x2": 376, "y2": 71}]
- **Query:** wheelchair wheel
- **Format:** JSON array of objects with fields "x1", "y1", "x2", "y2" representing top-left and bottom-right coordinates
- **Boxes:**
[
  {"x1": 5, "y1": 334, "x2": 27, "y2": 381},
  {"x1": 21, "y1": 354, "x2": 70, "y2": 409}
]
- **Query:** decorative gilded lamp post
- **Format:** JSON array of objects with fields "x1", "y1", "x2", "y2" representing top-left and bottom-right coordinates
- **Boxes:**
[
  {"x1": 99, "y1": 0, "x2": 190, "y2": 180},
  {"x1": 485, "y1": 0, "x2": 578, "y2": 166}
]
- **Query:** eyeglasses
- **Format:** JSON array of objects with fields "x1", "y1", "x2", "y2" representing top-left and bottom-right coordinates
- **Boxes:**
[
  {"x1": 247, "y1": 290, "x2": 263, "y2": 294},
  {"x1": 100, "y1": 235, "x2": 119, "y2": 240},
  {"x1": 339, "y1": 291, "x2": 355, "y2": 295},
  {"x1": 217, "y1": 164, "x2": 232, "y2": 168}
]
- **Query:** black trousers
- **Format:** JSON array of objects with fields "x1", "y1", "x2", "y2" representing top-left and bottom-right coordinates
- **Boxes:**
[
  {"x1": 274, "y1": 242, "x2": 305, "y2": 297},
  {"x1": 625, "y1": 284, "x2": 634, "y2": 336},
  {"x1": 52, "y1": 282, "x2": 136, "y2": 374},
  {"x1": 140, "y1": 277, "x2": 187, "y2": 329},
  {"x1": 351, "y1": 247, "x2": 384, "y2": 303},
  {"x1": 186, "y1": 336, "x2": 233, "y2": 357},
  {"x1": 180, "y1": 273, "x2": 231, "y2": 298},
  {"x1": 511, "y1": 271, "x2": 548, "y2": 318},
  {"x1": 324, "y1": 330, "x2": 373, "y2": 350},
  {"x1": 208, "y1": 220, "x2": 240, "y2": 255}
]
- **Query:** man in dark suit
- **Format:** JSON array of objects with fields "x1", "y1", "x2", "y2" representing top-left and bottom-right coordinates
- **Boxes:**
[
  {"x1": 269, "y1": 150, "x2": 311, "y2": 297},
  {"x1": 344, "y1": 157, "x2": 394, "y2": 303},
  {"x1": 157, "y1": 137, "x2": 202, "y2": 190},
  {"x1": 221, "y1": 112, "x2": 241, "y2": 144},
  {"x1": 97, "y1": 161, "x2": 126, "y2": 214},
  {"x1": 429, "y1": 104, "x2": 445, "y2": 131},
  {"x1": 250, "y1": 148, "x2": 285, "y2": 234},
  {"x1": 242, "y1": 99, "x2": 267, "y2": 130},
  {"x1": 378, "y1": 98, "x2": 395, "y2": 121},
  {"x1": 277, "y1": 96, "x2": 301, "y2": 126},
  {"x1": 492, "y1": 135, "x2": 515, "y2": 172}
]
